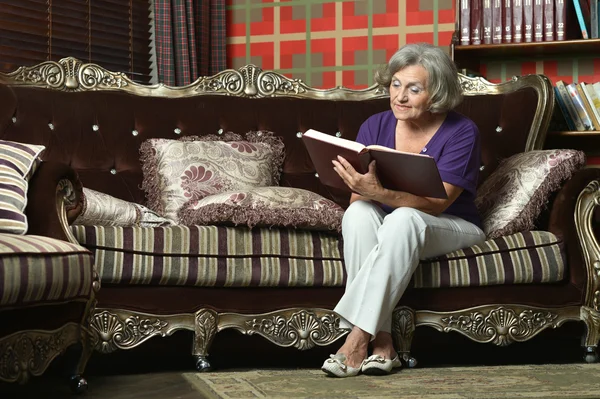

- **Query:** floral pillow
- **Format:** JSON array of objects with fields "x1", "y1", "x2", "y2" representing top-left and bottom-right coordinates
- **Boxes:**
[
  {"x1": 178, "y1": 186, "x2": 344, "y2": 232},
  {"x1": 140, "y1": 131, "x2": 285, "y2": 222},
  {"x1": 74, "y1": 188, "x2": 175, "y2": 227},
  {"x1": 475, "y1": 149, "x2": 586, "y2": 239}
]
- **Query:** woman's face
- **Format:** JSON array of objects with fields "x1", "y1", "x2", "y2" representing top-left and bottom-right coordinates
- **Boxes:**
[{"x1": 389, "y1": 64, "x2": 432, "y2": 123}]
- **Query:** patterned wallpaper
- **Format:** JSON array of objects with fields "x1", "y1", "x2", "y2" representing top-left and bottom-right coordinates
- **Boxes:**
[{"x1": 225, "y1": 0, "x2": 600, "y2": 88}]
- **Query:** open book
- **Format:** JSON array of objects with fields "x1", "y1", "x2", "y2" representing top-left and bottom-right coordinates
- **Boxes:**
[{"x1": 302, "y1": 129, "x2": 447, "y2": 199}]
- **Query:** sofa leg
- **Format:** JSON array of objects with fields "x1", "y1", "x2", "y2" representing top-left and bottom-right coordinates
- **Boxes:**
[
  {"x1": 581, "y1": 306, "x2": 600, "y2": 363},
  {"x1": 192, "y1": 309, "x2": 218, "y2": 372},
  {"x1": 392, "y1": 306, "x2": 418, "y2": 368}
]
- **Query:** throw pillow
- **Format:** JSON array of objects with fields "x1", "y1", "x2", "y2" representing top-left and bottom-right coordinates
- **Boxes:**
[
  {"x1": 0, "y1": 140, "x2": 45, "y2": 234},
  {"x1": 140, "y1": 131, "x2": 285, "y2": 222},
  {"x1": 73, "y1": 188, "x2": 175, "y2": 227},
  {"x1": 475, "y1": 149, "x2": 586, "y2": 239},
  {"x1": 178, "y1": 186, "x2": 344, "y2": 232}
]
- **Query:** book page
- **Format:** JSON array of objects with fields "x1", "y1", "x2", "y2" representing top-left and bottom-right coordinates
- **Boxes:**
[
  {"x1": 303, "y1": 129, "x2": 365, "y2": 153},
  {"x1": 366, "y1": 144, "x2": 431, "y2": 158}
]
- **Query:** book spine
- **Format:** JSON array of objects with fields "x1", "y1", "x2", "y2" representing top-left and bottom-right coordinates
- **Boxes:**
[
  {"x1": 544, "y1": 0, "x2": 554, "y2": 40},
  {"x1": 556, "y1": 80, "x2": 586, "y2": 131},
  {"x1": 513, "y1": 0, "x2": 524, "y2": 42},
  {"x1": 573, "y1": 0, "x2": 590, "y2": 39},
  {"x1": 471, "y1": 0, "x2": 482, "y2": 44},
  {"x1": 554, "y1": 87, "x2": 577, "y2": 131},
  {"x1": 591, "y1": 0, "x2": 598, "y2": 38},
  {"x1": 460, "y1": 0, "x2": 471, "y2": 45},
  {"x1": 534, "y1": 0, "x2": 544, "y2": 41},
  {"x1": 504, "y1": 0, "x2": 513, "y2": 42},
  {"x1": 483, "y1": 0, "x2": 494, "y2": 43},
  {"x1": 567, "y1": 83, "x2": 594, "y2": 130},
  {"x1": 492, "y1": 0, "x2": 503, "y2": 43},
  {"x1": 576, "y1": 83, "x2": 600, "y2": 129},
  {"x1": 555, "y1": 0, "x2": 566, "y2": 40},
  {"x1": 582, "y1": 82, "x2": 600, "y2": 127},
  {"x1": 524, "y1": 0, "x2": 534, "y2": 41}
]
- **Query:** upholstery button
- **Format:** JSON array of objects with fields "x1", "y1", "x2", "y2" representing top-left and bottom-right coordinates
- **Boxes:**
[
  {"x1": 92, "y1": 124, "x2": 99, "y2": 131},
  {"x1": 48, "y1": 123, "x2": 54, "y2": 130},
  {"x1": 315, "y1": 173, "x2": 319, "y2": 178},
  {"x1": 422, "y1": 147, "x2": 428, "y2": 153},
  {"x1": 132, "y1": 130, "x2": 139, "y2": 136},
  {"x1": 11, "y1": 117, "x2": 16, "y2": 123},
  {"x1": 496, "y1": 126, "x2": 503, "y2": 133},
  {"x1": 174, "y1": 128, "x2": 181, "y2": 135},
  {"x1": 217, "y1": 128, "x2": 224, "y2": 134},
  {"x1": 480, "y1": 165, "x2": 485, "y2": 171},
  {"x1": 296, "y1": 132, "x2": 303, "y2": 138},
  {"x1": 256, "y1": 131, "x2": 262, "y2": 136},
  {"x1": 110, "y1": 169, "x2": 117, "y2": 175},
  {"x1": 336, "y1": 131, "x2": 342, "y2": 137}
]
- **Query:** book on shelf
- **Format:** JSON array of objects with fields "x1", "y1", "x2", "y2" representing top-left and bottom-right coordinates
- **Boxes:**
[
  {"x1": 534, "y1": 0, "x2": 544, "y2": 41},
  {"x1": 301, "y1": 129, "x2": 448, "y2": 199},
  {"x1": 513, "y1": 0, "x2": 524, "y2": 42},
  {"x1": 483, "y1": 0, "x2": 494, "y2": 43},
  {"x1": 524, "y1": 0, "x2": 534, "y2": 42},
  {"x1": 504, "y1": 0, "x2": 513, "y2": 42},
  {"x1": 554, "y1": 86, "x2": 577, "y2": 130},
  {"x1": 576, "y1": 82, "x2": 600, "y2": 129},
  {"x1": 581, "y1": 82, "x2": 600, "y2": 126},
  {"x1": 567, "y1": 82, "x2": 594, "y2": 130},
  {"x1": 544, "y1": 0, "x2": 555, "y2": 40},
  {"x1": 556, "y1": 80, "x2": 587, "y2": 131},
  {"x1": 556, "y1": 0, "x2": 567, "y2": 40},
  {"x1": 471, "y1": 0, "x2": 483, "y2": 44},
  {"x1": 461, "y1": 0, "x2": 471, "y2": 45},
  {"x1": 493, "y1": 0, "x2": 503, "y2": 43},
  {"x1": 573, "y1": 0, "x2": 591, "y2": 38},
  {"x1": 591, "y1": 0, "x2": 599, "y2": 38}
]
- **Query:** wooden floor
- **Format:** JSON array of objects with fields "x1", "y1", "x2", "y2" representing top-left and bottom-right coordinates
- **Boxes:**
[{"x1": 0, "y1": 324, "x2": 591, "y2": 399}]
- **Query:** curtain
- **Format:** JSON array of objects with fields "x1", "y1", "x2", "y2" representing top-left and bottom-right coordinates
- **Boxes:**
[{"x1": 154, "y1": 0, "x2": 226, "y2": 86}]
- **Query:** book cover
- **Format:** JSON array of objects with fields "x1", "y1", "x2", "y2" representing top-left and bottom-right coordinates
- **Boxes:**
[
  {"x1": 573, "y1": 0, "x2": 591, "y2": 38},
  {"x1": 471, "y1": 0, "x2": 483, "y2": 44},
  {"x1": 554, "y1": 86, "x2": 577, "y2": 130},
  {"x1": 576, "y1": 83, "x2": 600, "y2": 129},
  {"x1": 493, "y1": 0, "x2": 503, "y2": 43},
  {"x1": 544, "y1": 0, "x2": 555, "y2": 40},
  {"x1": 555, "y1": 0, "x2": 567, "y2": 40},
  {"x1": 591, "y1": 0, "x2": 598, "y2": 37},
  {"x1": 534, "y1": 0, "x2": 544, "y2": 41},
  {"x1": 567, "y1": 83, "x2": 594, "y2": 130},
  {"x1": 461, "y1": 0, "x2": 471, "y2": 45},
  {"x1": 504, "y1": 0, "x2": 513, "y2": 42},
  {"x1": 581, "y1": 82, "x2": 600, "y2": 127},
  {"x1": 556, "y1": 80, "x2": 587, "y2": 131},
  {"x1": 301, "y1": 129, "x2": 447, "y2": 199},
  {"x1": 524, "y1": 0, "x2": 534, "y2": 41},
  {"x1": 513, "y1": 0, "x2": 524, "y2": 42},
  {"x1": 483, "y1": 0, "x2": 494, "y2": 43}
]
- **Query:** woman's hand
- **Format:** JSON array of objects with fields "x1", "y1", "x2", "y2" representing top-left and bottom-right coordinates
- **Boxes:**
[{"x1": 332, "y1": 156, "x2": 383, "y2": 198}]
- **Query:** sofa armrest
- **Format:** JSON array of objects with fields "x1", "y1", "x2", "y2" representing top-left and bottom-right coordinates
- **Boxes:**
[
  {"x1": 25, "y1": 161, "x2": 84, "y2": 243},
  {"x1": 547, "y1": 168, "x2": 600, "y2": 303}
]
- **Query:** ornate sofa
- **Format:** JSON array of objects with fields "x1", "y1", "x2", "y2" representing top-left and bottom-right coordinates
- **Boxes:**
[{"x1": 0, "y1": 58, "x2": 599, "y2": 371}]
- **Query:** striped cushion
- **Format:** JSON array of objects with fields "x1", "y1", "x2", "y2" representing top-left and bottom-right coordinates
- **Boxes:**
[
  {"x1": 0, "y1": 234, "x2": 95, "y2": 307},
  {"x1": 71, "y1": 226, "x2": 565, "y2": 289},
  {"x1": 0, "y1": 140, "x2": 45, "y2": 234}
]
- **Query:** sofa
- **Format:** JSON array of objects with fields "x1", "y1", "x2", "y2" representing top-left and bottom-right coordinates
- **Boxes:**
[{"x1": 1, "y1": 57, "x2": 599, "y2": 371}]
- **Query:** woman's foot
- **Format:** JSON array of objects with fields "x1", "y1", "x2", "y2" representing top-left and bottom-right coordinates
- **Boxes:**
[
  {"x1": 321, "y1": 327, "x2": 369, "y2": 377},
  {"x1": 361, "y1": 331, "x2": 402, "y2": 375}
]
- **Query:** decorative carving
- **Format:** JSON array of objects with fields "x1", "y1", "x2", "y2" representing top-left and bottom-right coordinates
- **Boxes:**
[
  {"x1": 193, "y1": 309, "x2": 218, "y2": 357},
  {"x1": 392, "y1": 307, "x2": 415, "y2": 353},
  {"x1": 581, "y1": 306, "x2": 600, "y2": 347},
  {"x1": 0, "y1": 324, "x2": 79, "y2": 384},
  {"x1": 438, "y1": 307, "x2": 558, "y2": 346},
  {"x1": 575, "y1": 180, "x2": 600, "y2": 312},
  {"x1": 90, "y1": 310, "x2": 192, "y2": 353}
]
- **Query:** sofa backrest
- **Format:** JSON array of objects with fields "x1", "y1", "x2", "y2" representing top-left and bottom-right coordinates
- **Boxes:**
[{"x1": 0, "y1": 58, "x2": 553, "y2": 208}]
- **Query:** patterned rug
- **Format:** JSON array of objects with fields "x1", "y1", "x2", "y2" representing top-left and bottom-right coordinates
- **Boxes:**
[{"x1": 183, "y1": 364, "x2": 600, "y2": 399}]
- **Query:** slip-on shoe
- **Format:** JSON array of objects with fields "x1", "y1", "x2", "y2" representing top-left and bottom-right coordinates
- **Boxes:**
[
  {"x1": 361, "y1": 354, "x2": 402, "y2": 375},
  {"x1": 321, "y1": 353, "x2": 363, "y2": 378}
]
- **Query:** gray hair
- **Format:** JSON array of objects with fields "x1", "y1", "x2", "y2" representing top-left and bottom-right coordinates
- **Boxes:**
[{"x1": 374, "y1": 43, "x2": 463, "y2": 113}]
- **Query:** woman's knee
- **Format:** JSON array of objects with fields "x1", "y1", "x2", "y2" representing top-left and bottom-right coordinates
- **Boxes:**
[
  {"x1": 342, "y1": 200, "x2": 384, "y2": 231},
  {"x1": 381, "y1": 207, "x2": 427, "y2": 235}
]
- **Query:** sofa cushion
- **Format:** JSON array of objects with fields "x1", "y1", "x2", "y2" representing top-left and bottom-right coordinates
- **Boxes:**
[
  {"x1": 0, "y1": 234, "x2": 95, "y2": 307},
  {"x1": 475, "y1": 149, "x2": 586, "y2": 239},
  {"x1": 71, "y1": 226, "x2": 564, "y2": 289},
  {"x1": 0, "y1": 140, "x2": 45, "y2": 235},
  {"x1": 140, "y1": 131, "x2": 285, "y2": 222},
  {"x1": 178, "y1": 187, "x2": 344, "y2": 232},
  {"x1": 74, "y1": 188, "x2": 174, "y2": 227}
]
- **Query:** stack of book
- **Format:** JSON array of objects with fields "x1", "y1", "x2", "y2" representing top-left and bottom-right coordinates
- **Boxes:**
[
  {"x1": 459, "y1": 0, "x2": 599, "y2": 45},
  {"x1": 554, "y1": 80, "x2": 600, "y2": 131}
]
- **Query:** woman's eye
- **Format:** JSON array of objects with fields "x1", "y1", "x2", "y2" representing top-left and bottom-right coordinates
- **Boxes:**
[
  {"x1": 410, "y1": 87, "x2": 422, "y2": 94},
  {"x1": 392, "y1": 81, "x2": 400, "y2": 87}
]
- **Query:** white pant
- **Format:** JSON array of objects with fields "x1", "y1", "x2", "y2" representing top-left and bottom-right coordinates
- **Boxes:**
[{"x1": 334, "y1": 200, "x2": 486, "y2": 337}]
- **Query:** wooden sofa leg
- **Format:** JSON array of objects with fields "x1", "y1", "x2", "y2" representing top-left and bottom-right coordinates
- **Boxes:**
[
  {"x1": 193, "y1": 309, "x2": 218, "y2": 372},
  {"x1": 392, "y1": 306, "x2": 418, "y2": 368},
  {"x1": 581, "y1": 306, "x2": 600, "y2": 363}
]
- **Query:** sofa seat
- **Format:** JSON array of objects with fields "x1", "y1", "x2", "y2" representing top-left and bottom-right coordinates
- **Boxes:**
[
  {"x1": 0, "y1": 234, "x2": 95, "y2": 307},
  {"x1": 71, "y1": 225, "x2": 564, "y2": 289}
]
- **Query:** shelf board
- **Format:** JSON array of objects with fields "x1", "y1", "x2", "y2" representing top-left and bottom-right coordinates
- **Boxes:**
[
  {"x1": 453, "y1": 39, "x2": 600, "y2": 60},
  {"x1": 548, "y1": 131, "x2": 600, "y2": 136}
]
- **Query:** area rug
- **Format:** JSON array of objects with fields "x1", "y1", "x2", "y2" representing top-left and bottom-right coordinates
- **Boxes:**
[{"x1": 183, "y1": 363, "x2": 600, "y2": 399}]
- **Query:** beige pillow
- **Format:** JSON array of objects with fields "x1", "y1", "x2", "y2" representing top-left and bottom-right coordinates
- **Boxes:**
[
  {"x1": 140, "y1": 131, "x2": 285, "y2": 222},
  {"x1": 178, "y1": 186, "x2": 344, "y2": 232},
  {"x1": 74, "y1": 188, "x2": 175, "y2": 227},
  {"x1": 475, "y1": 149, "x2": 585, "y2": 239}
]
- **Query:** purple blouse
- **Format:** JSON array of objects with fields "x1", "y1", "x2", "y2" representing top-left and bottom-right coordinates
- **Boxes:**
[{"x1": 356, "y1": 110, "x2": 482, "y2": 228}]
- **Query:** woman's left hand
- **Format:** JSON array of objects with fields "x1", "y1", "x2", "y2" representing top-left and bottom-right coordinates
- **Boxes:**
[{"x1": 332, "y1": 156, "x2": 383, "y2": 198}]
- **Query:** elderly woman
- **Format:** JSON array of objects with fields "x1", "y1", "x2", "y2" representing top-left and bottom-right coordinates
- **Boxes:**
[{"x1": 321, "y1": 43, "x2": 487, "y2": 378}]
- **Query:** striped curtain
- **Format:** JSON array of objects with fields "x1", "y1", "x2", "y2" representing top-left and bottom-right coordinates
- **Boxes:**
[{"x1": 154, "y1": 0, "x2": 226, "y2": 86}]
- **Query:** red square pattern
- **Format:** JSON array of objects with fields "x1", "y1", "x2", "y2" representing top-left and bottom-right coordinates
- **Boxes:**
[
  {"x1": 406, "y1": 1, "x2": 433, "y2": 26},
  {"x1": 373, "y1": 0, "x2": 398, "y2": 28},
  {"x1": 314, "y1": 71, "x2": 337, "y2": 89},
  {"x1": 342, "y1": 1, "x2": 368, "y2": 30},
  {"x1": 279, "y1": 40, "x2": 306, "y2": 69},
  {"x1": 250, "y1": 7, "x2": 274, "y2": 36},
  {"x1": 342, "y1": 36, "x2": 368, "y2": 66},
  {"x1": 226, "y1": 8, "x2": 245, "y2": 38},
  {"x1": 227, "y1": 43, "x2": 246, "y2": 70},
  {"x1": 373, "y1": 35, "x2": 400, "y2": 64},
  {"x1": 312, "y1": 3, "x2": 336, "y2": 32},
  {"x1": 406, "y1": 32, "x2": 434, "y2": 44},
  {"x1": 280, "y1": 5, "x2": 307, "y2": 34},
  {"x1": 438, "y1": 2, "x2": 455, "y2": 24},
  {"x1": 251, "y1": 43, "x2": 274, "y2": 70},
  {"x1": 437, "y1": 30, "x2": 454, "y2": 47},
  {"x1": 342, "y1": 71, "x2": 369, "y2": 90},
  {"x1": 311, "y1": 38, "x2": 336, "y2": 67}
]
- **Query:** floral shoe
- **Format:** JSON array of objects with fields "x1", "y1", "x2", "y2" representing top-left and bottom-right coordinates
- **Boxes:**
[
  {"x1": 361, "y1": 354, "x2": 402, "y2": 375},
  {"x1": 321, "y1": 353, "x2": 364, "y2": 378}
]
